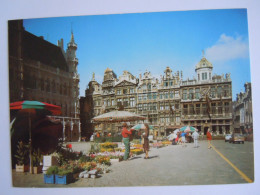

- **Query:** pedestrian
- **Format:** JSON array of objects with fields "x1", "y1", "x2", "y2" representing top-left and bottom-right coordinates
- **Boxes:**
[
  {"x1": 207, "y1": 129, "x2": 212, "y2": 149},
  {"x1": 143, "y1": 123, "x2": 150, "y2": 159},
  {"x1": 121, "y1": 122, "x2": 133, "y2": 160},
  {"x1": 181, "y1": 132, "x2": 187, "y2": 147},
  {"x1": 192, "y1": 129, "x2": 199, "y2": 148}
]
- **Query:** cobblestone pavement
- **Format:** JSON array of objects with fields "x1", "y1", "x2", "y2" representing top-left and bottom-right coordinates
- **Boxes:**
[{"x1": 12, "y1": 140, "x2": 253, "y2": 188}]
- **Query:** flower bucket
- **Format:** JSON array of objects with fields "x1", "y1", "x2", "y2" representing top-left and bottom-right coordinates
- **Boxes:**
[
  {"x1": 16, "y1": 164, "x2": 29, "y2": 172},
  {"x1": 44, "y1": 174, "x2": 55, "y2": 184},
  {"x1": 33, "y1": 166, "x2": 43, "y2": 174},
  {"x1": 55, "y1": 174, "x2": 73, "y2": 185}
]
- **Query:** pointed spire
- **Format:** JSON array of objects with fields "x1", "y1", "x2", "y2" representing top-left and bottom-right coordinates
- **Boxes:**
[{"x1": 70, "y1": 31, "x2": 75, "y2": 43}]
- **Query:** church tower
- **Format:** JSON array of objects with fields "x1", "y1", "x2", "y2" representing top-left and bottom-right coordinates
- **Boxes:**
[{"x1": 66, "y1": 32, "x2": 80, "y2": 117}]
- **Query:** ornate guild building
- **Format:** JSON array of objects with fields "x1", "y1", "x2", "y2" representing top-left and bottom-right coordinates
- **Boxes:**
[
  {"x1": 9, "y1": 20, "x2": 81, "y2": 141},
  {"x1": 233, "y1": 82, "x2": 253, "y2": 134},
  {"x1": 81, "y1": 54, "x2": 233, "y2": 139}
]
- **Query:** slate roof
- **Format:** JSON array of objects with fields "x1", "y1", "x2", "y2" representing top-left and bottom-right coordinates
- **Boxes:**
[
  {"x1": 22, "y1": 31, "x2": 69, "y2": 71},
  {"x1": 8, "y1": 20, "x2": 69, "y2": 72}
]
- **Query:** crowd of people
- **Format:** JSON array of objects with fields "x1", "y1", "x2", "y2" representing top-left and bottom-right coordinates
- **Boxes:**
[{"x1": 90, "y1": 125, "x2": 213, "y2": 161}]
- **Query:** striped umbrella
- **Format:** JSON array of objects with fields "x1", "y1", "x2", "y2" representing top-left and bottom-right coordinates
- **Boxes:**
[
  {"x1": 92, "y1": 110, "x2": 146, "y2": 123},
  {"x1": 10, "y1": 100, "x2": 61, "y2": 115},
  {"x1": 10, "y1": 100, "x2": 61, "y2": 172},
  {"x1": 180, "y1": 126, "x2": 197, "y2": 133},
  {"x1": 130, "y1": 124, "x2": 153, "y2": 131}
]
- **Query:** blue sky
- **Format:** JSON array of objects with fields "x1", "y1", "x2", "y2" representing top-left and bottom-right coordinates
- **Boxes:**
[{"x1": 23, "y1": 9, "x2": 250, "y2": 100}]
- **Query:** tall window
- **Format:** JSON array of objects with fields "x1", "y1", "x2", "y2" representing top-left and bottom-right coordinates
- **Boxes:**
[
  {"x1": 153, "y1": 93, "x2": 157, "y2": 100},
  {"x1": 183, "y1": 104, "x2": 188, "y2": 115},
  {"x1": 138, "y1": 94, "x2": 142, "y2": 101},
  {"x1": 160, "y1": 105, "x2": 164, "y2": 110},
  {"x1": 195, "y1": 88, "x2": 200, "y2": 99},
  {"x1": 218, "y1": 103, "x2": 223, "y2": 114},
  {"x1": 138, "y1": 104, "x2": 142, "y2": 111},
  {"x1": 148, "y1": 93, "x2": 152, "y2": 100},
  {"x1": 175, "y1": 90, "x2": 179, "y2": 98},
  {"x1": 143, "y1": 103, "x2": 147, "y2": 110},
  {"x1": 130, "y1": 88, "x2": 135, "y2": 94},
  {"x1": 211, "y1": 87, "x2": 216, "y2": 98},
  {"x1": 217, "y1": 86, "x2": 222, "y2": 98},
  {"x1": 130, "y1": 97, "x2": 135, "y2": 107},
  {"x1": 170, "y1": 91, "x2": 174, "y2": 98},
  {"x1": 202, "y1": 73, "x2": 207, "y2": 80},
  {"x1": 117, "y1": 90, "x2": 121, "y2": 95},
  {"x1": 189, "y1": 89, "x2": 194, "y2": 100},
  {"x1": 189, "y1": 104, "x2": 194, "y2": 115},
  {"x1": 153, "y1": 103, "x2": 157, "y2": 110},
  {"x1": 148, "y1": 84, "x2": 151, "y2": 90},
  {"x1": 211, "y1": 103, "x2": 216, "y2": 114},
  {"x1": 143, "y1": 93, "x2": 147, "y2": 100},
  {"x1": 160, "y1": 92, "x2": 164, "y2": 99},
  {"x1": 224, "y1": 102, "x2": 230, "y2": 113},
  {"x1": 224, "y1": 85, "x2": 229, "y2": 97},
  {"x1": 183, "y1": 89, "x2": 187, "y2": 100},
  {"x1": 123, "y1": 98, "x2": 128, "y2": 107},
  {"x1": 123, "y1": 89, "x2": 128, "y2": 94},
  {"x1": 165, "y1": 92, "x2": 169, "y2": 99},
  {"x1": 196, "y1": 104, "x2": 200, "y2": 114}
]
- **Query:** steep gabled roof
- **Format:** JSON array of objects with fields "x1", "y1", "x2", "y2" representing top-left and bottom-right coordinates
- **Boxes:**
[{"x1": 22, "y1": 30, "x2": 69, "y2": 71}]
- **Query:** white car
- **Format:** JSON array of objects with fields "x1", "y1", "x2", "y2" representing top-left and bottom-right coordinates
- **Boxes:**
[{"x1": 225, "y1": 134, "x2": 232, "y2": 142}]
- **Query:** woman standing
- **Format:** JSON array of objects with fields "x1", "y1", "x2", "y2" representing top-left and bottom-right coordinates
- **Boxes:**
[
  {"x1": 206, "y1": 129, "x2": 212, "y2": 149},
  {"x1": 143, "y1": 124, "x2": 150, "y2": 159},
  {"x1": 121, "y1": 122, "x2": 133, "y2": 160}
]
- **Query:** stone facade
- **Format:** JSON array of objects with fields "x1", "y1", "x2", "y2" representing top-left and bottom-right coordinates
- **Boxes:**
[
  {"x1": 81, "y1": 54, "x2": 233, "y2": 139},
  {"x1": 9, "y1": 20, "x2": 80, "y2": 141},
  {"x1": 233, "y1": 82, "x2": 253, "y2": 134}
]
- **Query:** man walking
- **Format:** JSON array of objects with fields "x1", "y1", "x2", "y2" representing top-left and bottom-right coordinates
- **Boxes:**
[{"x1": 192, "y1": 129, "x2": 199, "y2": 148}]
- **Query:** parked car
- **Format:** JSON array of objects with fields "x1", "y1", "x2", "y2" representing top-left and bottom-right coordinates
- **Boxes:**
[
  {"x1": 229, "y1": 133, "x2": 245, "y2": 144},
  {"x1": 225, "y1": 134, "x2": 232, "y2": 142}
]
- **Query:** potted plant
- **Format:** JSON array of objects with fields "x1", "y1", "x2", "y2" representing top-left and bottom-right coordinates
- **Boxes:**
[
  {"x1": 55, "y1": 167, "x2": 73, "y2": 184},
  {"x1": 14, "y1": 141, "x2": 29, "y2": 172},
  {"x1": 44, "y1": 166, "x2": 58, "y2": 184},
  {"x1": 32, "y1": 148, "x2": 43, "y2": 174}
]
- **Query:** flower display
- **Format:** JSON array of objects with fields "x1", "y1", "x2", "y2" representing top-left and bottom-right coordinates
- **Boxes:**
[
  {"x1": 94, "y1": 156, "x2": 111, "y2": 165},
  {"x1": 100, "y1": 142, "x2": 118, "y2": 149},
  {"x1": 161, "y1": 141, "x2": 172, "y2": 145}
]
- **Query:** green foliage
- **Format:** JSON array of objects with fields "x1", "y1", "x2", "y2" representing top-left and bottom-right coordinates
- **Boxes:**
[
  {"x1": 57, "y1": 167, "x2": 73, "y2": 176},
  {"x1": 132, "y1": 139, "x2": 141, "y2": 144},
  {"x1": 32, "y1": 148, "x2": 43, "y2": 167},
  {"x1": 46, "y1": 166, "x2": 59, "y2": 176},
  {"x1": 79, "y1": 155, "x2": 91, "y2": 163},
  {"x1": 94, "y1": 135, "x2": 122, "y2": 143},
  {"x1": 14, "y1": 141, "x2": 29, "y2": 165},
  {"x1": 55, "y1": 146, "x2": 84, "y2": 165},
  {"x1": 89, "y1": 143, "x2": 101, "y2": 153}
]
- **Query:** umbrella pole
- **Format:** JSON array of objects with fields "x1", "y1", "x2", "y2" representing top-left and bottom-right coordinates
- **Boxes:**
[{"x1": 29, "y1": 112, "x2": 33, "y2": 173}]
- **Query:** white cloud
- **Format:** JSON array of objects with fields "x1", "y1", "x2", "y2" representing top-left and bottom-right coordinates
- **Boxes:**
[{"x1": 205, "y1": 34, "x2": 249, "y2": 62}]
